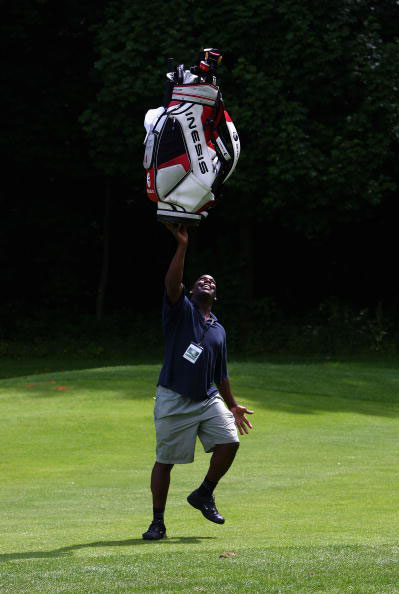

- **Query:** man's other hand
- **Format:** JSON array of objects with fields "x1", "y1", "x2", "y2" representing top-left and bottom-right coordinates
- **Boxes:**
[{"x1": 230, "y1": 405, "x2": 254, "y2": 435}]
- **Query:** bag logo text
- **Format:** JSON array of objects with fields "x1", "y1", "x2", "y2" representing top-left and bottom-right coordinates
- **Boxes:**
[{"x1": 185, "y1": 112, "x2": 209, "y2": 174}]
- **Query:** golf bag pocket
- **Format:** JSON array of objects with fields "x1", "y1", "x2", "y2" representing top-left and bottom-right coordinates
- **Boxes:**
[
  {"x1": 156, "y1": 165, "x2": 187, "y2": 196},
  {"x1": 143, "y1": 107, "x2": 166, "y2": 169},
  {"x1": 163, "y1": 171, "x2": 213, "y2": 212},
  {"x1": 143, "y1": 131, "x2": 155, "y2": 169},
  {"x1": 143, "y1": 131, "x2": 156, "y2": 169}
]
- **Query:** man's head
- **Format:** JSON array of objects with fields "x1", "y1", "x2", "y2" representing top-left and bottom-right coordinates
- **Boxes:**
[{"x1": 190, "y1": 274, "x2": 217, "y2": 308}]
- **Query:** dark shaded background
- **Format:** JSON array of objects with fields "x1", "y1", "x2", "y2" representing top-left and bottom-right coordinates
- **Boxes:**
[{"x1": 1, "y1": 0, "x2": 399, "y2": 357}]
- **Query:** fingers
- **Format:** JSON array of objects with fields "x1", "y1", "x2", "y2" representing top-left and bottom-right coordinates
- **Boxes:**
[
  {"x1": 162, "y1": 222, "x2": 182, "y2": 232},
  {"x1": 233, "y1": 414, "x2": 252, "y2": 434},
  {"x1": 239, "y1": 422, "x2": 249, "y2": 435},
  {"x1": 235, "y1": 419, "x2": 247, "y2": 436},
  {"x1": 243, "y1": 416, "x2": 253, "y2": 430}
]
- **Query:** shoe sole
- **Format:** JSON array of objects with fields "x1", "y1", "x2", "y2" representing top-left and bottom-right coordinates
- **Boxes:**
[{"x1": 187, "y1": 495, "x2": 225, "y2": 524}]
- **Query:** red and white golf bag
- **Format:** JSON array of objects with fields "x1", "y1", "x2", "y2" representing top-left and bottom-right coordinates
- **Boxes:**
[{"x1": 143, "y1": 50, "x2": 240, "y2": 225}]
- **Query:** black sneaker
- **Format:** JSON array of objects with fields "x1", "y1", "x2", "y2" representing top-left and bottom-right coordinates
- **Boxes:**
[
  {"x1": 187, "y1": 489, "x2": 225, "y2": 524},
  {"x1": 142, "y1": 520, "x2": 167, "y2": 540}
]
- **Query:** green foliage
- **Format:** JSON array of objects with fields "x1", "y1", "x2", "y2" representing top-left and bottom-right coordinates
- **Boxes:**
[
  {"x1": 81, "y1": 0, "x2": 399, "y2": 234},
  {"x1": 1, "y1": 300, "x2": 398, "y2": 360},
  {"x1": 1, "y1": 0, "x2": 103, "y2": 176}
]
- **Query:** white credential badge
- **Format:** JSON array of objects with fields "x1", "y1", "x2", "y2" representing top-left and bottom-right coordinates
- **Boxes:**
[{"x1": 182, "y1": 342, "x2": 203, "y2": 364}]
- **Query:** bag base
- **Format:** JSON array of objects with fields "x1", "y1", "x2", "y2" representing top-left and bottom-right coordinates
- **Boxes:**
[{"x1": 156, "y1": 204, "x2": 206, "y2": 226}]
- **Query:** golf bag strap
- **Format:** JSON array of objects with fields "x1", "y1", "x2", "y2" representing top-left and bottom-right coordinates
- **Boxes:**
[
  {"x1": 207, "y1": 106, "x2": 240, "y2": 183},
  {"x1": 222, "y1": 110, "x2": 240, "y2": 183}
]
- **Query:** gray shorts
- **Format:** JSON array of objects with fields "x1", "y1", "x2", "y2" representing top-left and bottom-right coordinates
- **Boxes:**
[{"x1": 154, "y1": 385, "x2": 239, "y2": 464}]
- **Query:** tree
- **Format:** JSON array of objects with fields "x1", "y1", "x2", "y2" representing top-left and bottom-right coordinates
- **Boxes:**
[
  {"x1": 0, "y1": 1, "x2": 110, "y2": 321},
  {"x1": 78, "y1": 0, "x2": 399, "y2": 332},
  {"x1": 82, "y1": 0, "x2": 399, "y2": 235}
]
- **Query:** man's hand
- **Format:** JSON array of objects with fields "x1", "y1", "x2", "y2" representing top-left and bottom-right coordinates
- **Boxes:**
[
  {"x1": 163, "y1": 222, "x2": 188, "y2": 246},
  {"x1": 230, "y1": 405, "x2": 254, "y2": 435},
  {"x1": 217, "y1": 378, "x2": 254, "y2": 434}
]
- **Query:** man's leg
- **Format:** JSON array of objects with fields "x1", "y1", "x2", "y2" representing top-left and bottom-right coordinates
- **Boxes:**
[
  {"x1": 143, "y1": 462, "x2": 174, "y2": 540},
  {"x1": 151, "y1": 461, "x2": 174, "y2": 509},
  {"x1": 187, "y1": 442, "x2": 239, "y2": 524},
  {"x1": 206, "y1": 442, "x2": 240, "y2": 483}
]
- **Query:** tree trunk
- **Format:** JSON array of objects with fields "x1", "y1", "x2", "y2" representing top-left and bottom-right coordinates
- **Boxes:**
[
  {"x1": 96, "y1": 179, "x2": 111, "y2": 322},
  {"x1": 239, "y1": 219, "x2": 254, "y2": 348}
]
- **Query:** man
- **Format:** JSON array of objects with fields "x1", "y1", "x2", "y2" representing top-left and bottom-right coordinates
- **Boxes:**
[{"x1": 143, "y1": 223, "x2": 254, "y2": 540}]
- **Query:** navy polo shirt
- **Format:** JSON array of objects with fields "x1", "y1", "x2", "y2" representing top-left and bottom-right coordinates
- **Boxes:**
[{"x1": 158, "y1": 292, "x2": 228, "y2": 401}]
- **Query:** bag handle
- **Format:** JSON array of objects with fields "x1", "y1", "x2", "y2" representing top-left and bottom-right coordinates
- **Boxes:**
[{"x1": 222, "y1": 110, "x2": 240, "y2": 183}]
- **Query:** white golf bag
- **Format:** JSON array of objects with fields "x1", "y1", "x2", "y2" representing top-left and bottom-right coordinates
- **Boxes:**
[{"x1": 143, "y1": 67, "x2": 240, "y2": 225}]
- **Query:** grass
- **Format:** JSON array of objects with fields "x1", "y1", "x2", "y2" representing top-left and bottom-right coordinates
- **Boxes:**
[{"x1": 0, "y1": 358, "x2": 399, "y2": 593}]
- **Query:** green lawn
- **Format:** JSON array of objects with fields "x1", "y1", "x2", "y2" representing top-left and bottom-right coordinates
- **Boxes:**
[{"x1": 0, "y1": 359, "x2": 398, "y2": 593}]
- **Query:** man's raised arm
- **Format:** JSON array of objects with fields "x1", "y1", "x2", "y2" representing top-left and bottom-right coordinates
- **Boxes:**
[{"x1": 163, "y1": 223, "x2": 188, "y2": 305}]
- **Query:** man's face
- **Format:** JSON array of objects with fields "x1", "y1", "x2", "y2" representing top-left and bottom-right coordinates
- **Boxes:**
[{"x1": 191, "y1": 275, "x2": 217, "y2": 301}]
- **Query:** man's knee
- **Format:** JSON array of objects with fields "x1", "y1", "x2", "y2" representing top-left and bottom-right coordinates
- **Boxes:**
[
  {"x1": 214, "y1": 442, "x2": 240, "y2": 454},
  {"x1": 155, "y1": 461, "x2": 174, "y2": 473},
  {"x1": 230, "y1": 441, "x2": 240, "y2": 454}
]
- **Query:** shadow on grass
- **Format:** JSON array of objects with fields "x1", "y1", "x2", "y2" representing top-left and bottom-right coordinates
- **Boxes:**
[
  {"x1": 2, "y1": 353, "x2": 398, "y2": 380},
  {"x1": 1, "y1": 359, "x2": 398, "y2": 416},
  {"x1": 0, "y1": 536, "x2": 216, "y2": 562},
  {"x1": 0, "y1": 358, "x2": 137, "y2": 380}
]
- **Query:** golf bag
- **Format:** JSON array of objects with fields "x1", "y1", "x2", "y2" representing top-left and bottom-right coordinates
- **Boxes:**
[{"x1": 143, "y1": 50, "x2": 240, "y2": 225}]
